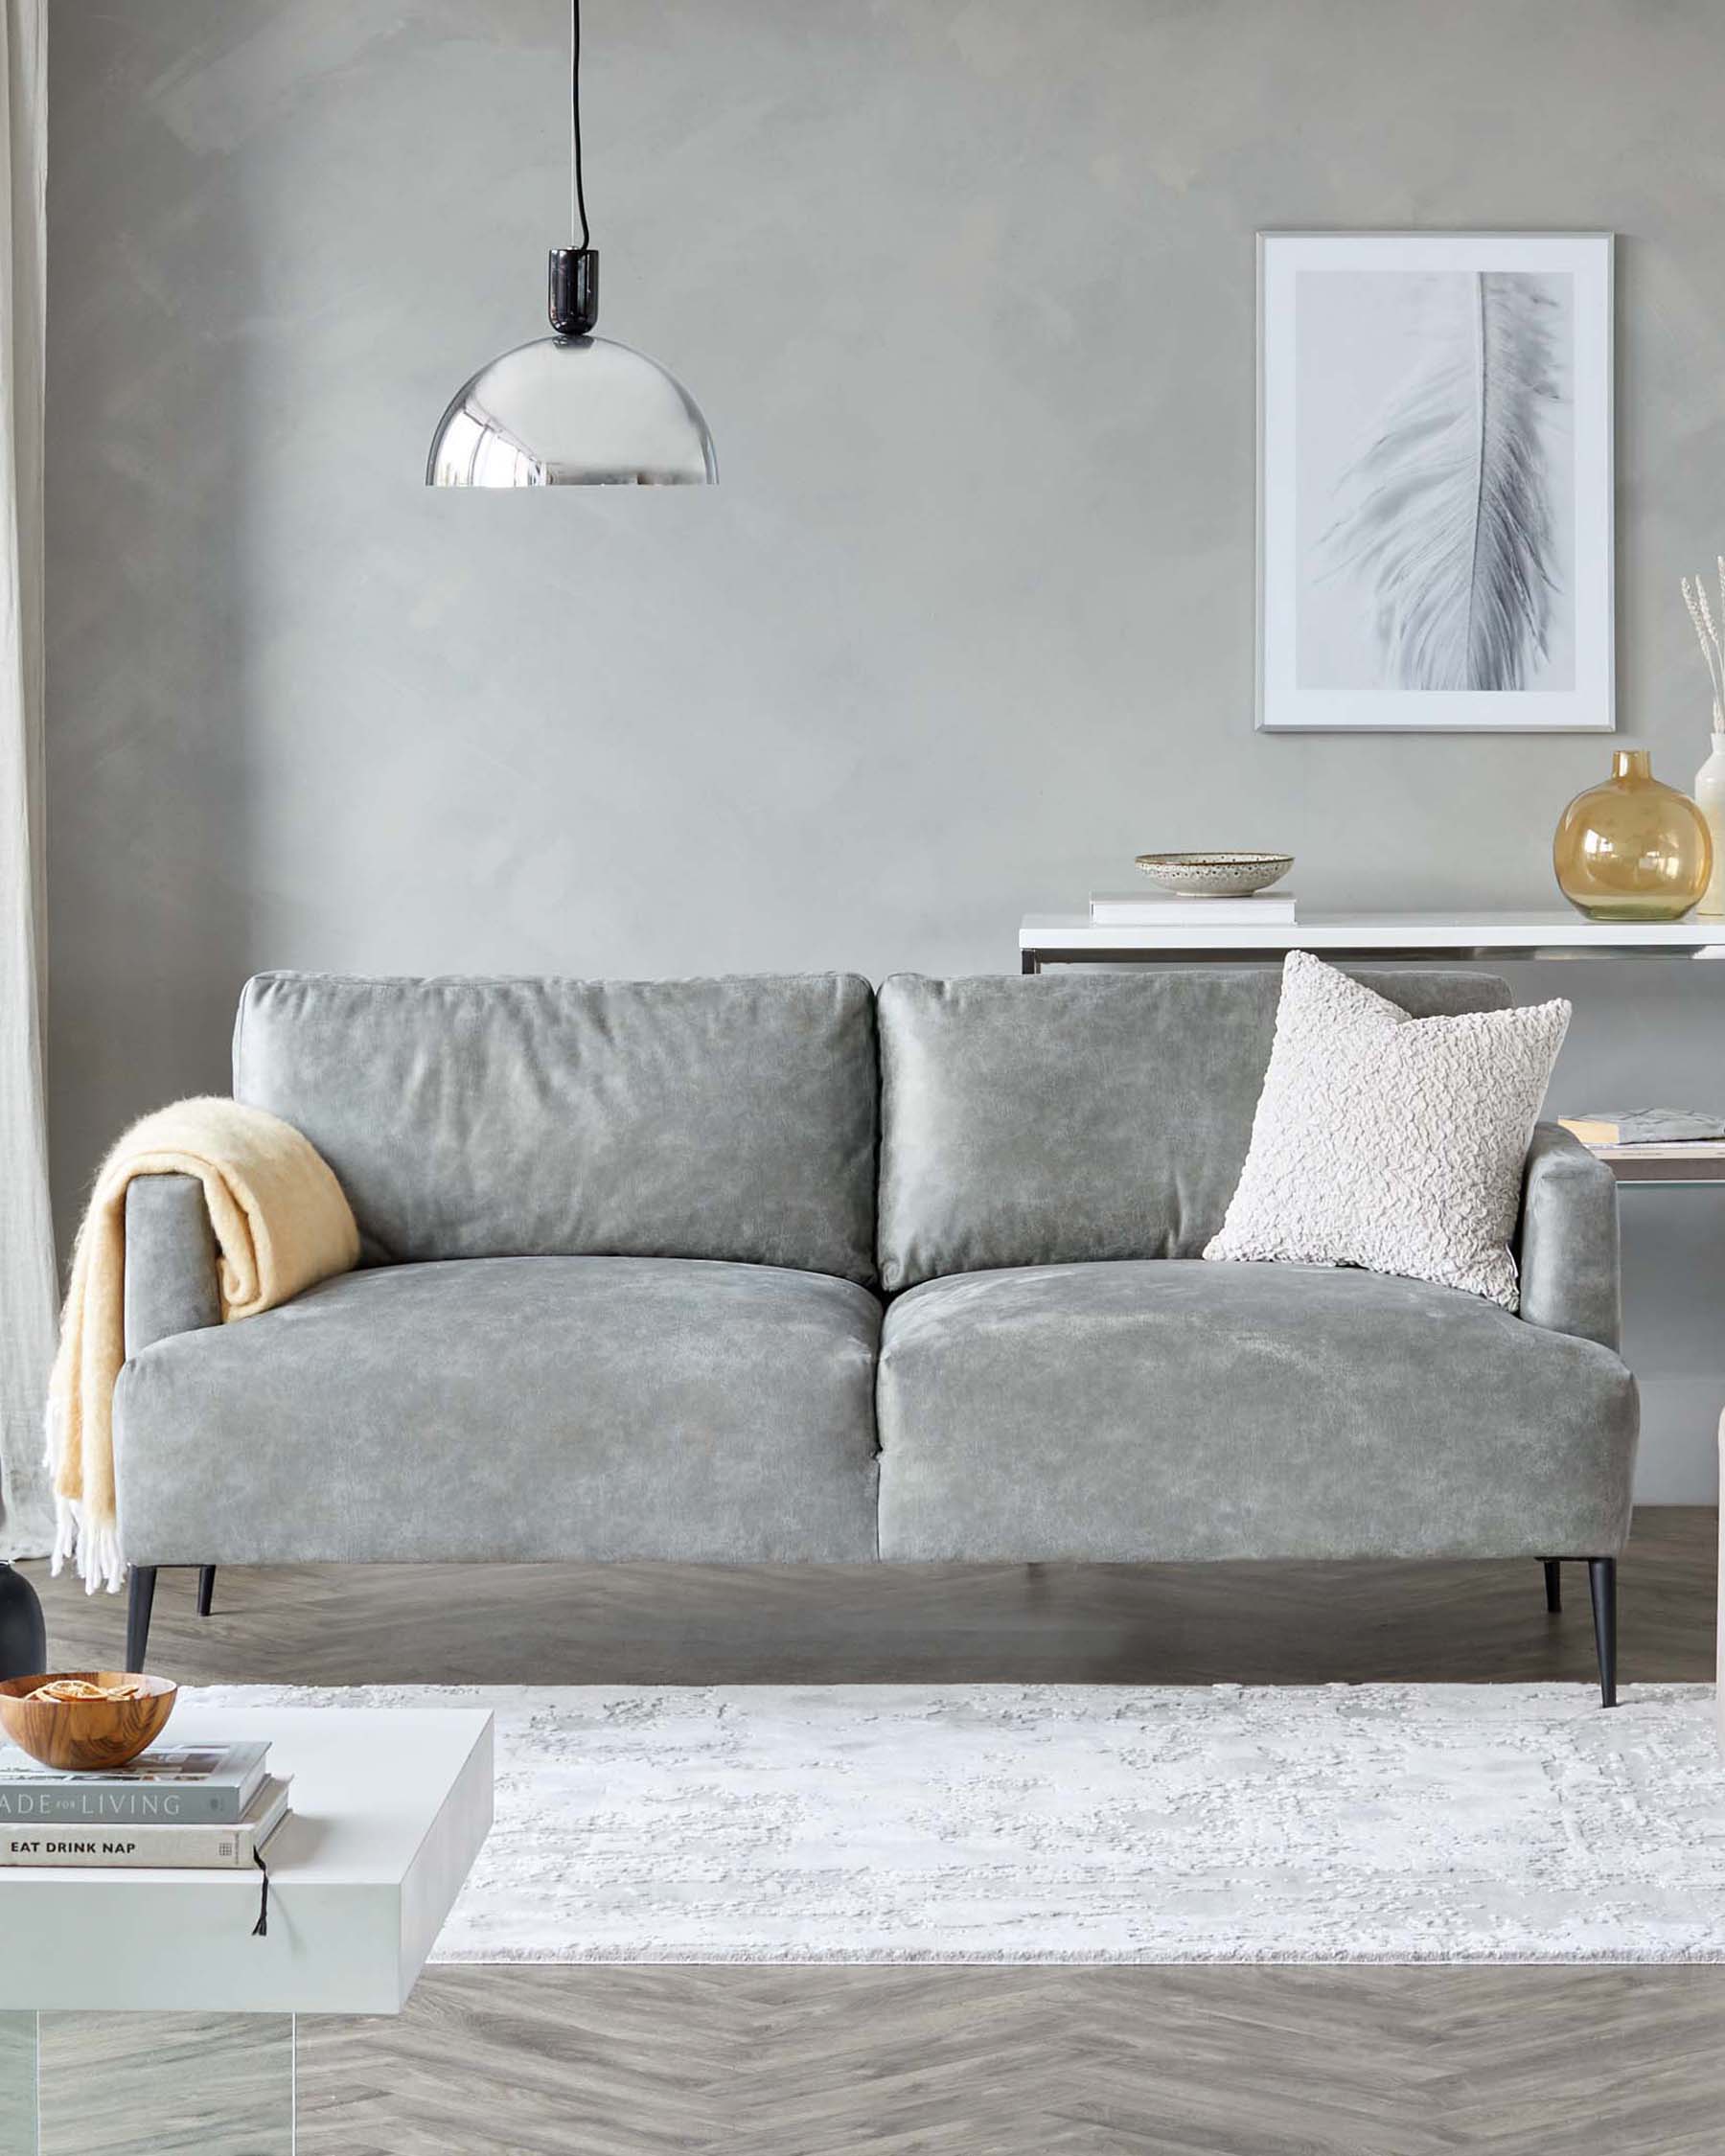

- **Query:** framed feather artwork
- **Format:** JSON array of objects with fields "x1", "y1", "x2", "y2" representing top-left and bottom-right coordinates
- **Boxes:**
[{"x1": 1257, "y1": 232, "x2": 1614, "y2": 731}]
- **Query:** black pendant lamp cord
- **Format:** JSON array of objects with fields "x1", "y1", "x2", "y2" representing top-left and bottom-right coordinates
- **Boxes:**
[
  {"x1": 547, "y1": 0, "x2": 600, "y2": 333},
  {"x1": 570, "y1": 0, "x2": 590, "y2": 250}
]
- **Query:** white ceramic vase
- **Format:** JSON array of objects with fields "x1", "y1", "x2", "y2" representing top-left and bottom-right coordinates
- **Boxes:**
[{"x1": 1696, "y1": 725, "x2": 1725, "y2": 918}]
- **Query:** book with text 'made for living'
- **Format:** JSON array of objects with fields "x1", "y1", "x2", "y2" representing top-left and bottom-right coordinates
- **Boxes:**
[{"x1": 0, "y1": 1740, "x2": 269, "y2": 1824}]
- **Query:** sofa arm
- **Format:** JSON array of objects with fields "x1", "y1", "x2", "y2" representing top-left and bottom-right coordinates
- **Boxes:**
[
  {"x1": 124, "y1": 1175, "x2": 220, "y2": 1357},
  {"x1": 1516, "y1": 1122, "x2": 1621, "y2": 1351}
]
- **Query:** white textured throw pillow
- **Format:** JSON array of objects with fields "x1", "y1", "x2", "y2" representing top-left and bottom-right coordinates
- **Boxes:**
[{"x1": 1204, "y1": 952, "x2": 1570, "y2": 1309}]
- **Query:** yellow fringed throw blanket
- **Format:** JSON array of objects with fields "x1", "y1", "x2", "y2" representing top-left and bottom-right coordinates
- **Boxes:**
[{"x1": 45, "y1": 1098, "x2": 359, "y2": 1594}]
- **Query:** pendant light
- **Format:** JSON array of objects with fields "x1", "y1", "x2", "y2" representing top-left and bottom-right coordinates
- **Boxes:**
[{"x1": 426, "y1": 0, "x2": 716, "y2": 488}]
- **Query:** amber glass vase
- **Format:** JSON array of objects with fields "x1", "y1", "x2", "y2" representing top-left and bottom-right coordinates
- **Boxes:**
[{"x1": 1552, "y1": 749, "x2": 1713, "y2": 922}]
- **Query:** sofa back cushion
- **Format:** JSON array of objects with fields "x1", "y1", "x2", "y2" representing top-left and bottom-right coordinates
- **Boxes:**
[
  {"x1": 234, "y1": 972, "x2": 880, "y2": 1282},
  {"x1": 876, "y1": 967, "x2": 1513, "y2": 1291}
]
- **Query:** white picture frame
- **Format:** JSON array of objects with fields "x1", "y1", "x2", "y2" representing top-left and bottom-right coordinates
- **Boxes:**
[{"x1": 1257, "y1": 231, "x2": 1614, "y2": 732}]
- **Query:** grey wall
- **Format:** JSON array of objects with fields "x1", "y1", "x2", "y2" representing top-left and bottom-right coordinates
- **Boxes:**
[{"x1": 46, "y1": 0, "x2": 1725, "y2": 1499}]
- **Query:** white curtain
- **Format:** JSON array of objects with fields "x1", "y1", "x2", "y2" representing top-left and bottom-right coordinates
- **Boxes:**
[{"x1": 0, "y1": 0, "x2": 52, "y2": 1558}]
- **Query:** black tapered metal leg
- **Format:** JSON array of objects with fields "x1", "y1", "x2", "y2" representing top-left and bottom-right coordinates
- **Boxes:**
[
  {"x1": 1588, "y1": 1557, "x2": 1617, "y2": 1709},
  {"x1": 126, "y1": 1566, "x2": 157, "y2": 1672},
  {"x1": 0, "y1": 1562, "x2": 46, "y2": 1681},
  {"x1": 1541, "y1": 1558, "x2": 1561, "y2": 1614},
  {"x1": 196, "y1": 1566, "x2": 217, "y2": 1618}
]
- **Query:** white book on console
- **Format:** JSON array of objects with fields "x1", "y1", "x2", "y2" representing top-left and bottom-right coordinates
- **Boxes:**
[{"x1": 1089, "y1": 891, "x2": 1298, "y2": 926}]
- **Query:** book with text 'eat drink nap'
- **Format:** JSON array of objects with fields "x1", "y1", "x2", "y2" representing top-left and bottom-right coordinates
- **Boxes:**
[
  {"x1": 0, "y1": 1739, "x2": 269, "y2": 1824},
  {"x1": 0, "y1": 1776, "x2": 290, "y2": 1869}
]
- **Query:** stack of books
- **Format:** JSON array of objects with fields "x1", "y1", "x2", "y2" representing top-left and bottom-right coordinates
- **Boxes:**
[
  {"x1": 1090, "y1": 890, "x2": 1298, "y2": 927},
  {"x1": 1557, "y1": 1111, "x2": 1725, "y2": 1182},
  {"x1": 0, "y1": 1740, "x2": 289, "y2": 1868},
  {"x1": 1558, "y1": 1111, "x2": 1725, "y2": 1149}
]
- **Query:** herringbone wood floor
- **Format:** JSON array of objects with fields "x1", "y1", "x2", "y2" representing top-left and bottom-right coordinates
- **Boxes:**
[{"x1": 16, "y1": 1507, "x2": 1723, "y2": 2153}]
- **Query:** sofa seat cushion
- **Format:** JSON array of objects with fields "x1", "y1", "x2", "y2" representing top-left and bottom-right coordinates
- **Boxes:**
[
  {"x1": 115, "y1": 1257, "x2": 882, "y2": 1565},
  {"x1": 876, "y1": 1261, "x2": 1637, "y2": 1564}
]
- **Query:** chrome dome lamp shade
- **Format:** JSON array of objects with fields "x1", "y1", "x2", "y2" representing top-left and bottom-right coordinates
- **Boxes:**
[{"x1": 426, "y1": 1, "x2": 715, "y2": 489}]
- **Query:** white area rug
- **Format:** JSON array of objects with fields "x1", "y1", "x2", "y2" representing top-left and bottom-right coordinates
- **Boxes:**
[{"x1": 195, "y1": 1681, "x2": 1725, "y2": 1963}]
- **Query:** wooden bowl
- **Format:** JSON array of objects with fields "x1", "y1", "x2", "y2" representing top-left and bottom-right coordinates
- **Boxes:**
[{"x1": 0, "y1": 1672, "x2": 177, "y2": 1773}]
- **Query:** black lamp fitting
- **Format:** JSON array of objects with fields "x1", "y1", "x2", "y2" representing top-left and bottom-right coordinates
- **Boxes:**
[{"x1": 548, "y1": 248, "x2": 599, "y2": 336}]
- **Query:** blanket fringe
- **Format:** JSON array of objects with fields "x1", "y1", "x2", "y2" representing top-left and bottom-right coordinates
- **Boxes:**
[
  {"x1": 51, "y1": 1497, "x2": 124, "y2": 1595},
  {"x1": 46, "y1": 1484, "x2": 125, "y2": 1597},
  {"x1": 44, "y1": 1329, "x2": 124, "y2": 1594}
]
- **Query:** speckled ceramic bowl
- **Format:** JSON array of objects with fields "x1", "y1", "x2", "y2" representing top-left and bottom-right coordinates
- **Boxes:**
[{"x1": 1134, "y1": 851, "x2": 1294, "y2": 898}]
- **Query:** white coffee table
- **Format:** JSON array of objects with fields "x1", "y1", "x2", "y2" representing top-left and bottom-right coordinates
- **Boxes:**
[{"x1": 0, "y1": 1705, "x2": 492, "y2": 2153}]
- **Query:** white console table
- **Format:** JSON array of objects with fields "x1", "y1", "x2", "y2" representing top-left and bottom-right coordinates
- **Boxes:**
[
  {"x1": 1020, "y1": 908, "x2": 1725, "y2": 970},
  {"x1": 1018, "y1": 908, "x2": 1725, "y2": 1188}
]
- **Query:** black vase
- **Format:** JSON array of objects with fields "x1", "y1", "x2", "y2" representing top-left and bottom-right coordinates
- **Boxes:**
[{"x1": 0, "y1": 1562, "x2": 46, "y2": 1681}]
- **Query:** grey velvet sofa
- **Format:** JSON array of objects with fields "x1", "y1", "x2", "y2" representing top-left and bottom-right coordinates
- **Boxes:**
[{"x1": 115, "y1": 967, "x2": 1637, "y2": 1701}]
